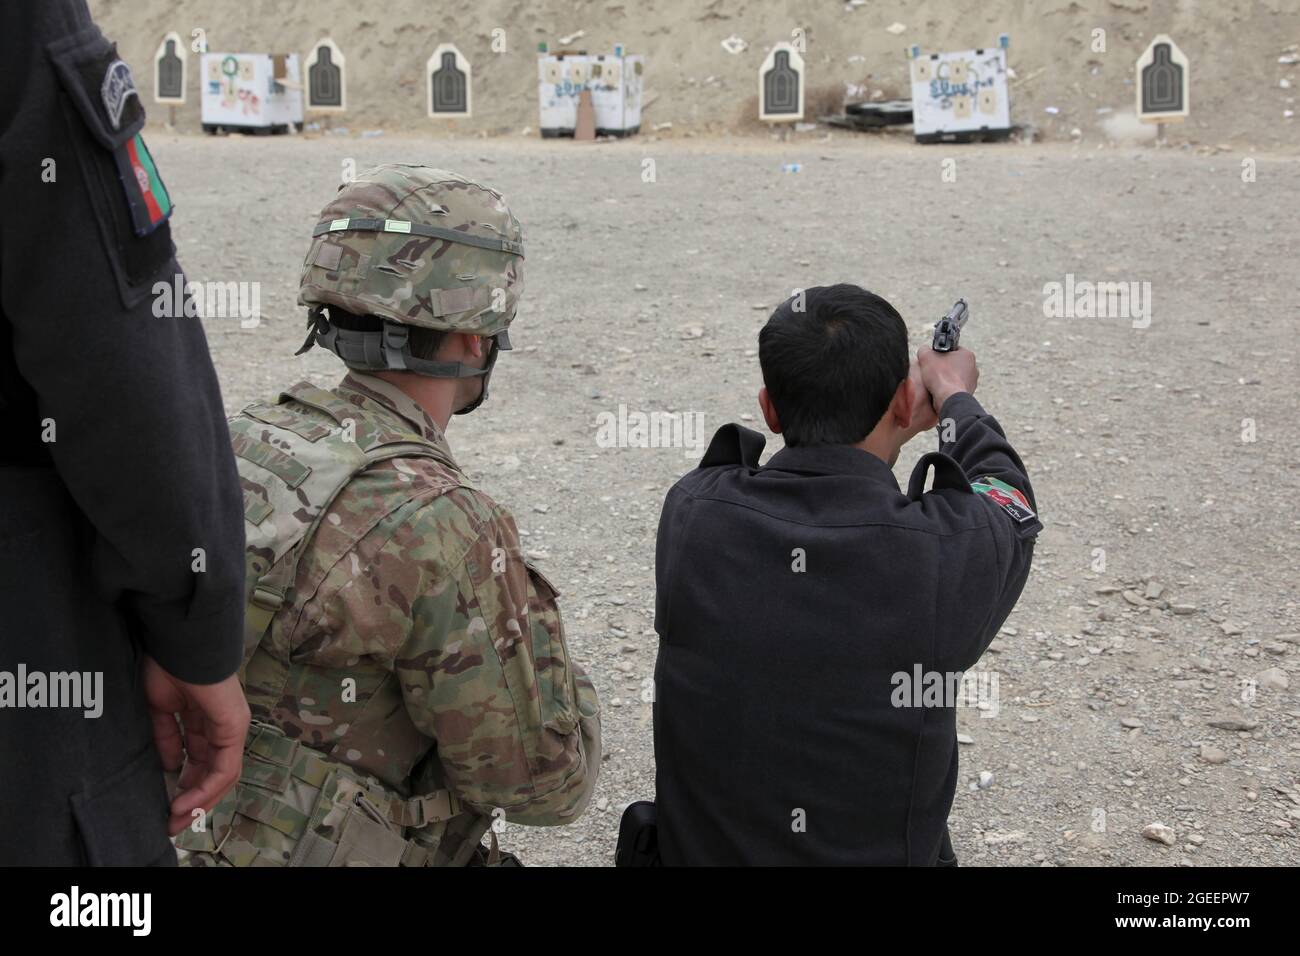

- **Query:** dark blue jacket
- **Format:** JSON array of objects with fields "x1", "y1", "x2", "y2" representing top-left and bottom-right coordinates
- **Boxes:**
[
  {"x1": 0, "y1": 0, "x2": 245, "y2": 864},
  {"x1": 653, "y1": 393, "x2": 1039, "y2": 865}
]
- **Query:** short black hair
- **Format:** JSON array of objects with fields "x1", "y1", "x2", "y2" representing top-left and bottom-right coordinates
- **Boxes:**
[
  {"x1": 326, "y1": 308, "x2": 448, "y2": 361},
  {"x1": 758, "y1": 284, "x2": 909, "y2": 446}
]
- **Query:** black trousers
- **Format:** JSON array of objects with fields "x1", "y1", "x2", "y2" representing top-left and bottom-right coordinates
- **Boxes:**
[{"x1": 0, "y1": 468, "x2": 175, "y2": 865}]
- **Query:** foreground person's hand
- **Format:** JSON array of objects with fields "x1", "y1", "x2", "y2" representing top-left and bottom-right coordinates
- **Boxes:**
[{"x1": 142, "y1": 656, "x2": 250, "y2": 835}]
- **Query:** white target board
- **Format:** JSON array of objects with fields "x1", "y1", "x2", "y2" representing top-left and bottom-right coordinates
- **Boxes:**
[
  {"x1": 153, "y1": 31, "x2": 186, "y2": 104},
  {"x1": 758, "y1": 42, "x2": 804, "y2": 122},
  {"x1": 589, "y1": 54, "x2": 643, "y2": 134},
  {"x1": 538, "y1": 55, "x2": 586, "y2": 135},
  {"x1": 538, "y1": 53, "x2": 644, "y2": 136},
  {"x1": 201, "y1": 53, "x2": 303, "y2": 130},
  {"x1": 910, "y1": 47, "x2": 1011, "y2": 141}
]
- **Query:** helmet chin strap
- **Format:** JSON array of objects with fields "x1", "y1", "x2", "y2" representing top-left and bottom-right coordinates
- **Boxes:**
[
  {"x1": 452, "y1": 334, "x2": 502, "y2": 415},
  {"x1": 297, "y1": 308, "x2": 510, "y2": 414}
]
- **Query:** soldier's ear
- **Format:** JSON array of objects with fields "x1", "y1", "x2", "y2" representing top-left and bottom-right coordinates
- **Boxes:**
[
  {"x1": 758, "y1": 387, "x2": 782, "y2": 434},
  {"x1": 453, "y1": 333, "x2": 485, "y2": 358}
]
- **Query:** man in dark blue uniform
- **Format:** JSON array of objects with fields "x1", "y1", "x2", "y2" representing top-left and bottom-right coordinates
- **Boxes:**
[
  {"x1": 0, "y1": 0, "x2": 249, "y2": 864},
  {"x1": 652, "y1": 284, "x2": 1040, "y2": 865}
]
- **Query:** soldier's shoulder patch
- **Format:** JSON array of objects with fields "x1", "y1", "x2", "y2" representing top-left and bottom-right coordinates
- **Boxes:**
[{"x1": 970, "y1": 475, "x2": 1037, "y2": 524}]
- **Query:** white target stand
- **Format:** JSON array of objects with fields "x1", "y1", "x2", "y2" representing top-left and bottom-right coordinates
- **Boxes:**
[
  {"x1": 759, "y1": 42, "x2": 804, "y2": 126},
  {"x1": 1136, "y1": 35, "x2": 1189, "y2": 145},
  {"x1": 305, "y1": 37, "x2": 346, "y2": 126}
]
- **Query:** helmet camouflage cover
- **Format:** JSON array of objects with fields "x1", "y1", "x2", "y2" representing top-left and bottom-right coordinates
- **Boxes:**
[{"x1": 298, "y1": 164, "x2": 525, "y2": 338}]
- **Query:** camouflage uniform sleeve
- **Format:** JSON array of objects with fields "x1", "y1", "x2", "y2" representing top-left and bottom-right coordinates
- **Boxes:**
[{"x1": 393, "y1": 494, "x2": 601, "y2": 825}]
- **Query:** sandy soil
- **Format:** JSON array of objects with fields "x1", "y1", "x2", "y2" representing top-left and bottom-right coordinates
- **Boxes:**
[
  {"x1": 152, "y1": 129, "x2": 1300, "y2": 866},
  {"x1": 91, "y1": 0, "x2": 1300, "y2": 149}
]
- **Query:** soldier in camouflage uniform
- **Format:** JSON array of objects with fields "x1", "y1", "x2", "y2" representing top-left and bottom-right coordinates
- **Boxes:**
[{"x1": 176, "y1": 165, "x2": 601, "y2": 867}]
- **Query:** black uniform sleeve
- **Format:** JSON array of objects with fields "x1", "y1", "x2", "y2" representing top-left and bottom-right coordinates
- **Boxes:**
[
  {"x1": 939, "y1": 392, "x2": 1039, "y2": 513},
  {"x1": 0, "y1": 1, "x2": 245, "y2": 683},
  {"x1": 930, "y1": 392, "x2": 1039, "y2": 670}
]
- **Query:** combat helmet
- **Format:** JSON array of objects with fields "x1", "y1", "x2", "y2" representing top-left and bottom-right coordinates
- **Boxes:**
[{"x1": 296, "y1": 164, "x2": 525, "y2": 413}]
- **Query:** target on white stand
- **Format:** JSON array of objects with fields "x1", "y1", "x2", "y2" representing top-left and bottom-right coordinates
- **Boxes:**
[
  {"x1": 1136, "y1": 35, "x2": 1189, "y2": 123},
  {"x1": 758, "y1": 42, "x2": 804, "y2": 122},
  {"x1": 153, "y1": 32, "x2": 186, "y2": 105},
  {"x1": 305, "y1": 38, "x2": 346, "y2": 112},
  {"x1": 427, "y1": 44, "x2": 471, "y2": 118}
]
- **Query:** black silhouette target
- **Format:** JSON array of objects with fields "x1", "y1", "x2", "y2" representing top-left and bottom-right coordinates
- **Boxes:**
[
  {"x1": 157, "y1": 39, "x2": 183, "y2": 100},
  {"x1": 309, "y1": 46, "x2": 343, "y2": 108},
  {"x1": 431, "y1": 51, "x2": 468, "y2": 114},
  {"x1": 763, "y1": 50, "x2": 800, "y2": 115},
  {"x1": 1141, "y1": 42, "x2": 1184, "y2": 114}
]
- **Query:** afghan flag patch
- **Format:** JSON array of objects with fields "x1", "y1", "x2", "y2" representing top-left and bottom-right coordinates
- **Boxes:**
[
  {"x1": 112, "y1": 133, "x2": 173, "y2": 236},
  {"x1": 971, "y1": 475, "x2": 1037, "y2": 524}
]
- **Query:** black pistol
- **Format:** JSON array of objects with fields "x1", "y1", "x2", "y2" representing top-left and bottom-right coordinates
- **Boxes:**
[{"x1": 932, "y1": 298, "x2": 969, "y2": 352}]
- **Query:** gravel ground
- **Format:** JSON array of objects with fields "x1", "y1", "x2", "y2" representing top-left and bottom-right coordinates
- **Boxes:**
[{"x1": 158, "y1": 130, "x2": 1300, "y2": 866}]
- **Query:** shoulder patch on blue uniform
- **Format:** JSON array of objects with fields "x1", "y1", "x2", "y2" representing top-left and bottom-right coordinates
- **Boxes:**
[
  {"x1": 101, "y1": 59, "x2": 139, "y2": 131},
  {"x1": 113, "y1": 133, "x2": 173, "y2": 235},
  {"x1": 971, "y1": 475, "x2": 1037, "y2": 524}
]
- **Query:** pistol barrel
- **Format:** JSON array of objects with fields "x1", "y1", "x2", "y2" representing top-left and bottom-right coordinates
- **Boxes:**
[{"x1": 932, "y1": 298, "x2": 969, "y2": 352}]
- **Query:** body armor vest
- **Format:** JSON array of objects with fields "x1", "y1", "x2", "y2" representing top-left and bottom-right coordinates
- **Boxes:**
[{"x1": 176, "y1": 382, "x2": 488, "y2": 866}]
